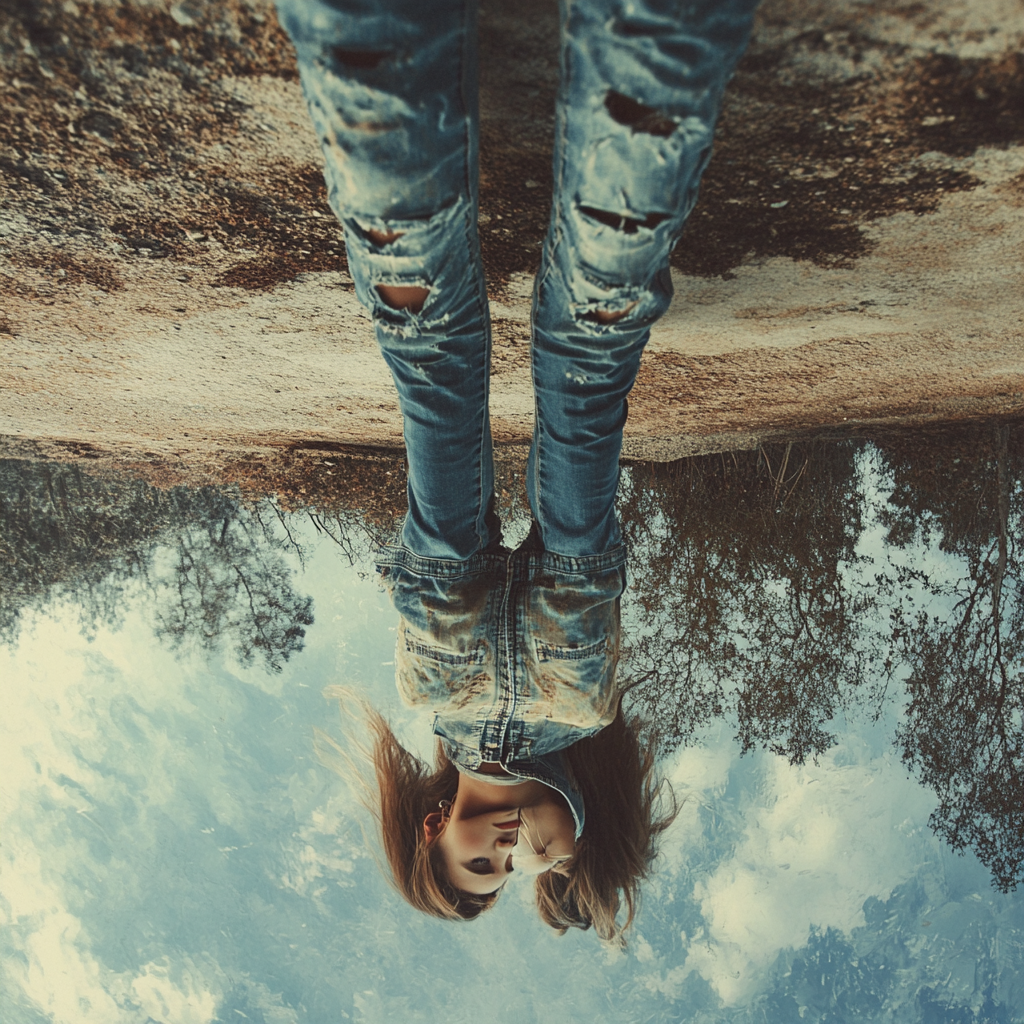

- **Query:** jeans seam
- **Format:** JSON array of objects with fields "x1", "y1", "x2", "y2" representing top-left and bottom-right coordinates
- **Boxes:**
[
  {"x1": 531, "y1": 299, "x2": 550, "y2": 545},
  {"x1": 531, "y1": 0, "x2": 575, "y2": 548},
  {"x1": 458, "y1": 0, "x2": 491, "y2": 555}
]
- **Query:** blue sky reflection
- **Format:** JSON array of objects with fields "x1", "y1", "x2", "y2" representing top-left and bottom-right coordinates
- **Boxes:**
[{"x1": 1, "y1": 442, "x2": 1022, "y2": 1024}]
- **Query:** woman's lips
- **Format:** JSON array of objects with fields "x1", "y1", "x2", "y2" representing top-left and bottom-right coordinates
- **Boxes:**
[{"x1": 494, "y1": 819, "x2": 521, "y2": 830}]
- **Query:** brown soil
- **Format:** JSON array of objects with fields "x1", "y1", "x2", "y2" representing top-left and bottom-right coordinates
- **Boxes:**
[{"x1": 1, "y1": 0, "x2": 1022, "y2": 487}]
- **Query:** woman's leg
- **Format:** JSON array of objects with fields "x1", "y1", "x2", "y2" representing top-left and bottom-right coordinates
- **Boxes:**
[
  {"x1": 529, "y1": 0, "x2": 761, "y2": 557},
  {"x1": 275, "y1": 0, "x2": 496, "y2": 560}
]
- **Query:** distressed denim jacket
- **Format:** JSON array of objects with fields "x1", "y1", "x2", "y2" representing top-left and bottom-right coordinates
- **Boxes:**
[{"x1": 377, "y1": 540, "x2": 626, "y2": 837}]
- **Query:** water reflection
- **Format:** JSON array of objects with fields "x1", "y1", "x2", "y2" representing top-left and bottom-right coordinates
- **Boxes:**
[
  {"x1": 620, "y1": 422, "x2": 1024, "y2": 895},
  {"x1": 883, "y1": 425, "x2": 1023, "y2": 896},
  {"x1": 0, "y1": 462, "x2": 313, "y2": 672},
  {"x1": 1, "y1": 419, "x2": 1022, "y2": 1021}
]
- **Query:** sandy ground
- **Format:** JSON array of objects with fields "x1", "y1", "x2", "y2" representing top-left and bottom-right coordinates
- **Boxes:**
[{"x1": 1, "y1": 0, "x2": 1022, "y2": 483}]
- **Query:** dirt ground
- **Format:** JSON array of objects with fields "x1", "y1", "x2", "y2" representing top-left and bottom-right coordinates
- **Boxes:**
[{"x1": 1, "y1": 0, "x2": 1022, "y2": 486}]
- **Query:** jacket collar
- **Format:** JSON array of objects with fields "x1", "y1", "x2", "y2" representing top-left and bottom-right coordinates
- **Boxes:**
[{"x1": 444, "y1": 742, "x2": 586, "y2": 839}]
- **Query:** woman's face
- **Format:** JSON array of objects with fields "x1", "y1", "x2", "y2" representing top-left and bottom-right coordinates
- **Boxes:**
[
  {"x1": 426, "y1": 773, "x2": 578, "y2": 894},
  {"x1": 434, "y1": 808, "x2": 520, "y2": 895}
]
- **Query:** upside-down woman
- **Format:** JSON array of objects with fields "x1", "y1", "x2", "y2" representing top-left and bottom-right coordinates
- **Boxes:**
[{"x1": 277, "y1": 0, "x2": 760, "y2": 941}]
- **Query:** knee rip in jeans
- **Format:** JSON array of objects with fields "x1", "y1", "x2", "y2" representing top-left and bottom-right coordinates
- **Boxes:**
[
  {"x1": 377, "y1": 283, "x2": 430, "y2": 313},
  {"x1": 586, "y1": 302, "x2": 637, "y2": 325},
  {"x1": 604, "y1": 91, "x2": 677, "y2": 138},
  {"x1": 357, "y1": 199, "x2": 467, "y2": 312},
  {"x1": 331, "y1": 48, "x2": 391, "y2": 71},
  {"x1": 353, "y1": 227, "x2": 431, "y2": 312},
  {"x1": 575, "y1": 292, "x2": 644, "y2": 328},
  {"x1": 567, "y1": 269, "x2": 649, "y2": 329},
  {"x1": 367, "y1": 228, "x2": 404, "y2": 246},
  {"x1": 578, "y1": 205, "x2": 669, "y2": 235}
]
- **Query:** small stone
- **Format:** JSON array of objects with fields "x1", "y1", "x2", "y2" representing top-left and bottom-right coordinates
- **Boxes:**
[{"x1": 169, "y1": 2, "x2": 198, "y2": 26}]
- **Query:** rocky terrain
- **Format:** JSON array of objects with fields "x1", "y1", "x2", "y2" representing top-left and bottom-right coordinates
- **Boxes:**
[{"x1": 1, "y1": 0, "x2": 1022, "y2": 485}]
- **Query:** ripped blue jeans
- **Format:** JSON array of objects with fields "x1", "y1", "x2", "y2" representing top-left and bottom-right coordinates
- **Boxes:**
[{"x1": 275, "y1": 0, "x2": 759, "y2": 561}]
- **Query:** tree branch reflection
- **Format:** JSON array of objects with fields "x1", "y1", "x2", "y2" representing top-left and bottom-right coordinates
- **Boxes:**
[
  {"x1": 0, "y1": 461, "x2": 313, "y2": 673},
  {"x1": 879, "y1": 424, "x2": 1024, "y2": 892},
  {"x1": 619, "y1": 441, "x2": 882, "y2": 763},
  {"x1": 618, "y1": 422, "x2": 1024, "y2": 891}
]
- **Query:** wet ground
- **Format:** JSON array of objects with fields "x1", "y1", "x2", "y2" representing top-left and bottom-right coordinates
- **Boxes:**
[
  {"x1": 2, "y1": 417, "x2": 1023, "y2": 1022},
  {"x1": 1, "y1": 0, "x2": 1022, "y2": 475}
]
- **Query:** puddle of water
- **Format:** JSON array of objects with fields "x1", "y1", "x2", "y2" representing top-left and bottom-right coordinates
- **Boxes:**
[{"x1": 1, "y1": 419, "x2": 1021, "y2": 1023}]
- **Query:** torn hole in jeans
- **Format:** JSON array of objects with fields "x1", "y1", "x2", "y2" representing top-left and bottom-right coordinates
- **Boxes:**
[
  {"x1": 578, "y1": 205, "x2": 669, "y2": 234},
  {"x1": 366, "y1": 228, "x2": 404, "y2": 246},
  {"x1": 339, "y1": 116, "x2": 398, "y2": 133},
  {"x1": 331, "y1": 48, "x2": 391, "y2": 70},
  {"x1": 604, "y1": 91, "x2": 677, "y2": 138},
  {"x1": 376, "y1": 284, "x2": 430, "y2": 313},
  {"x1": 584, "y1": 302, "x2": 638, "y2": 325}
]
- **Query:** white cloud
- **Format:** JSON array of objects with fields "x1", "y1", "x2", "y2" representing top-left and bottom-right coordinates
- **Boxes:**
[
  {"x1": 1, "y1": 831, "x2": 223, "y2": 1024},
  {"x1": 654, "y1": 724, "x2": 736, "y2": 874},
  {"x1": 130, "y1": 958, "x2": 221, "y2": 1024},
  {"x1": 1, "y1": 853, "x2": 128, "y2": 1024},
  {"x1": 678, "y1": 743, "x2": 936, "y2": 1005}
]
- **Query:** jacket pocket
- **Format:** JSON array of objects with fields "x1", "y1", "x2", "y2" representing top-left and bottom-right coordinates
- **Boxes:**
[
  {"x1": 395, "y1": 624, "x2": 492, "y2": 711},
  {"x1": 535, "y1": 637, "x2": 607, "y2": 663},
  {"x1": 404, "y1": 636, "x2": 486, "y2": 666}
]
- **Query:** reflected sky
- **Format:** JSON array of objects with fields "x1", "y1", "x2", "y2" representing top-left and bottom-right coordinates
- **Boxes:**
[{"x1": 2, "y1": 422, "x2": 1023, "y2": 1024}]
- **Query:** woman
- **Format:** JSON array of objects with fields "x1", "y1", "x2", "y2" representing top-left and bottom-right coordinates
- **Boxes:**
[
  {"x1": 277, "y1": 0, "x2": 759, "y2": 939},
  {"x1": 319, "y1": 681, "x2": 676, "y2": 941}
]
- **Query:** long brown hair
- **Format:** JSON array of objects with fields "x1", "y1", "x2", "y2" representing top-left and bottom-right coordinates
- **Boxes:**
[
  {"x1": 534, "y1": 706, "x2": 678, "y2": 945},
  {"x1": 315, "y1": 687, "x2": 498, "y2": 920},
  {"x1": 316, "y1": 689, "x2": 674, "y2": 936}
]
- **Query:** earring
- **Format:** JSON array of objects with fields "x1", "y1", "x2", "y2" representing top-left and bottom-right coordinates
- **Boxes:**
[{"x1": 438, "y1": 799, "x2": 453, "y2": 815}]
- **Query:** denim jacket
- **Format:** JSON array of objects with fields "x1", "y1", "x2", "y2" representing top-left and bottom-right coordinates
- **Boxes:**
[{"x1": 376, "y1": 540, "x2": 625, "y2": 837}]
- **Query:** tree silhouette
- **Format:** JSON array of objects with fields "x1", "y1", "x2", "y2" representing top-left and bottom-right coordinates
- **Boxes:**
[
  {"x1": 618, "y1": 440, "x2": 879, "y2": 763},
  {"x1": 152, "y1": 503, "x2": 313, "y2": 672},
  {"x1": 0, "y1": 460, "x2": 315, "y2": 672},
  {"x1": 878, "y1": 423, "x2": 1024, "y2": 891}
]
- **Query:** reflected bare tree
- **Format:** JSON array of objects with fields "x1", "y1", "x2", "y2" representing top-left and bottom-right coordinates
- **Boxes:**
[
  {"x1": 618, "y1": 420, "x2": 1024, "y2": 892},
  {"x1": 0, "y1": 461, "x2": 314, "y2": 672},
  {"x1": 151, "y1": 502, "x2": 314, "y2": 671},
  {"x1": 619, "y1": 440, "x2": 880, "y2": 763},
  {"x1": 879, "y1": 423, "x2": 1024, "y2": 891}
]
